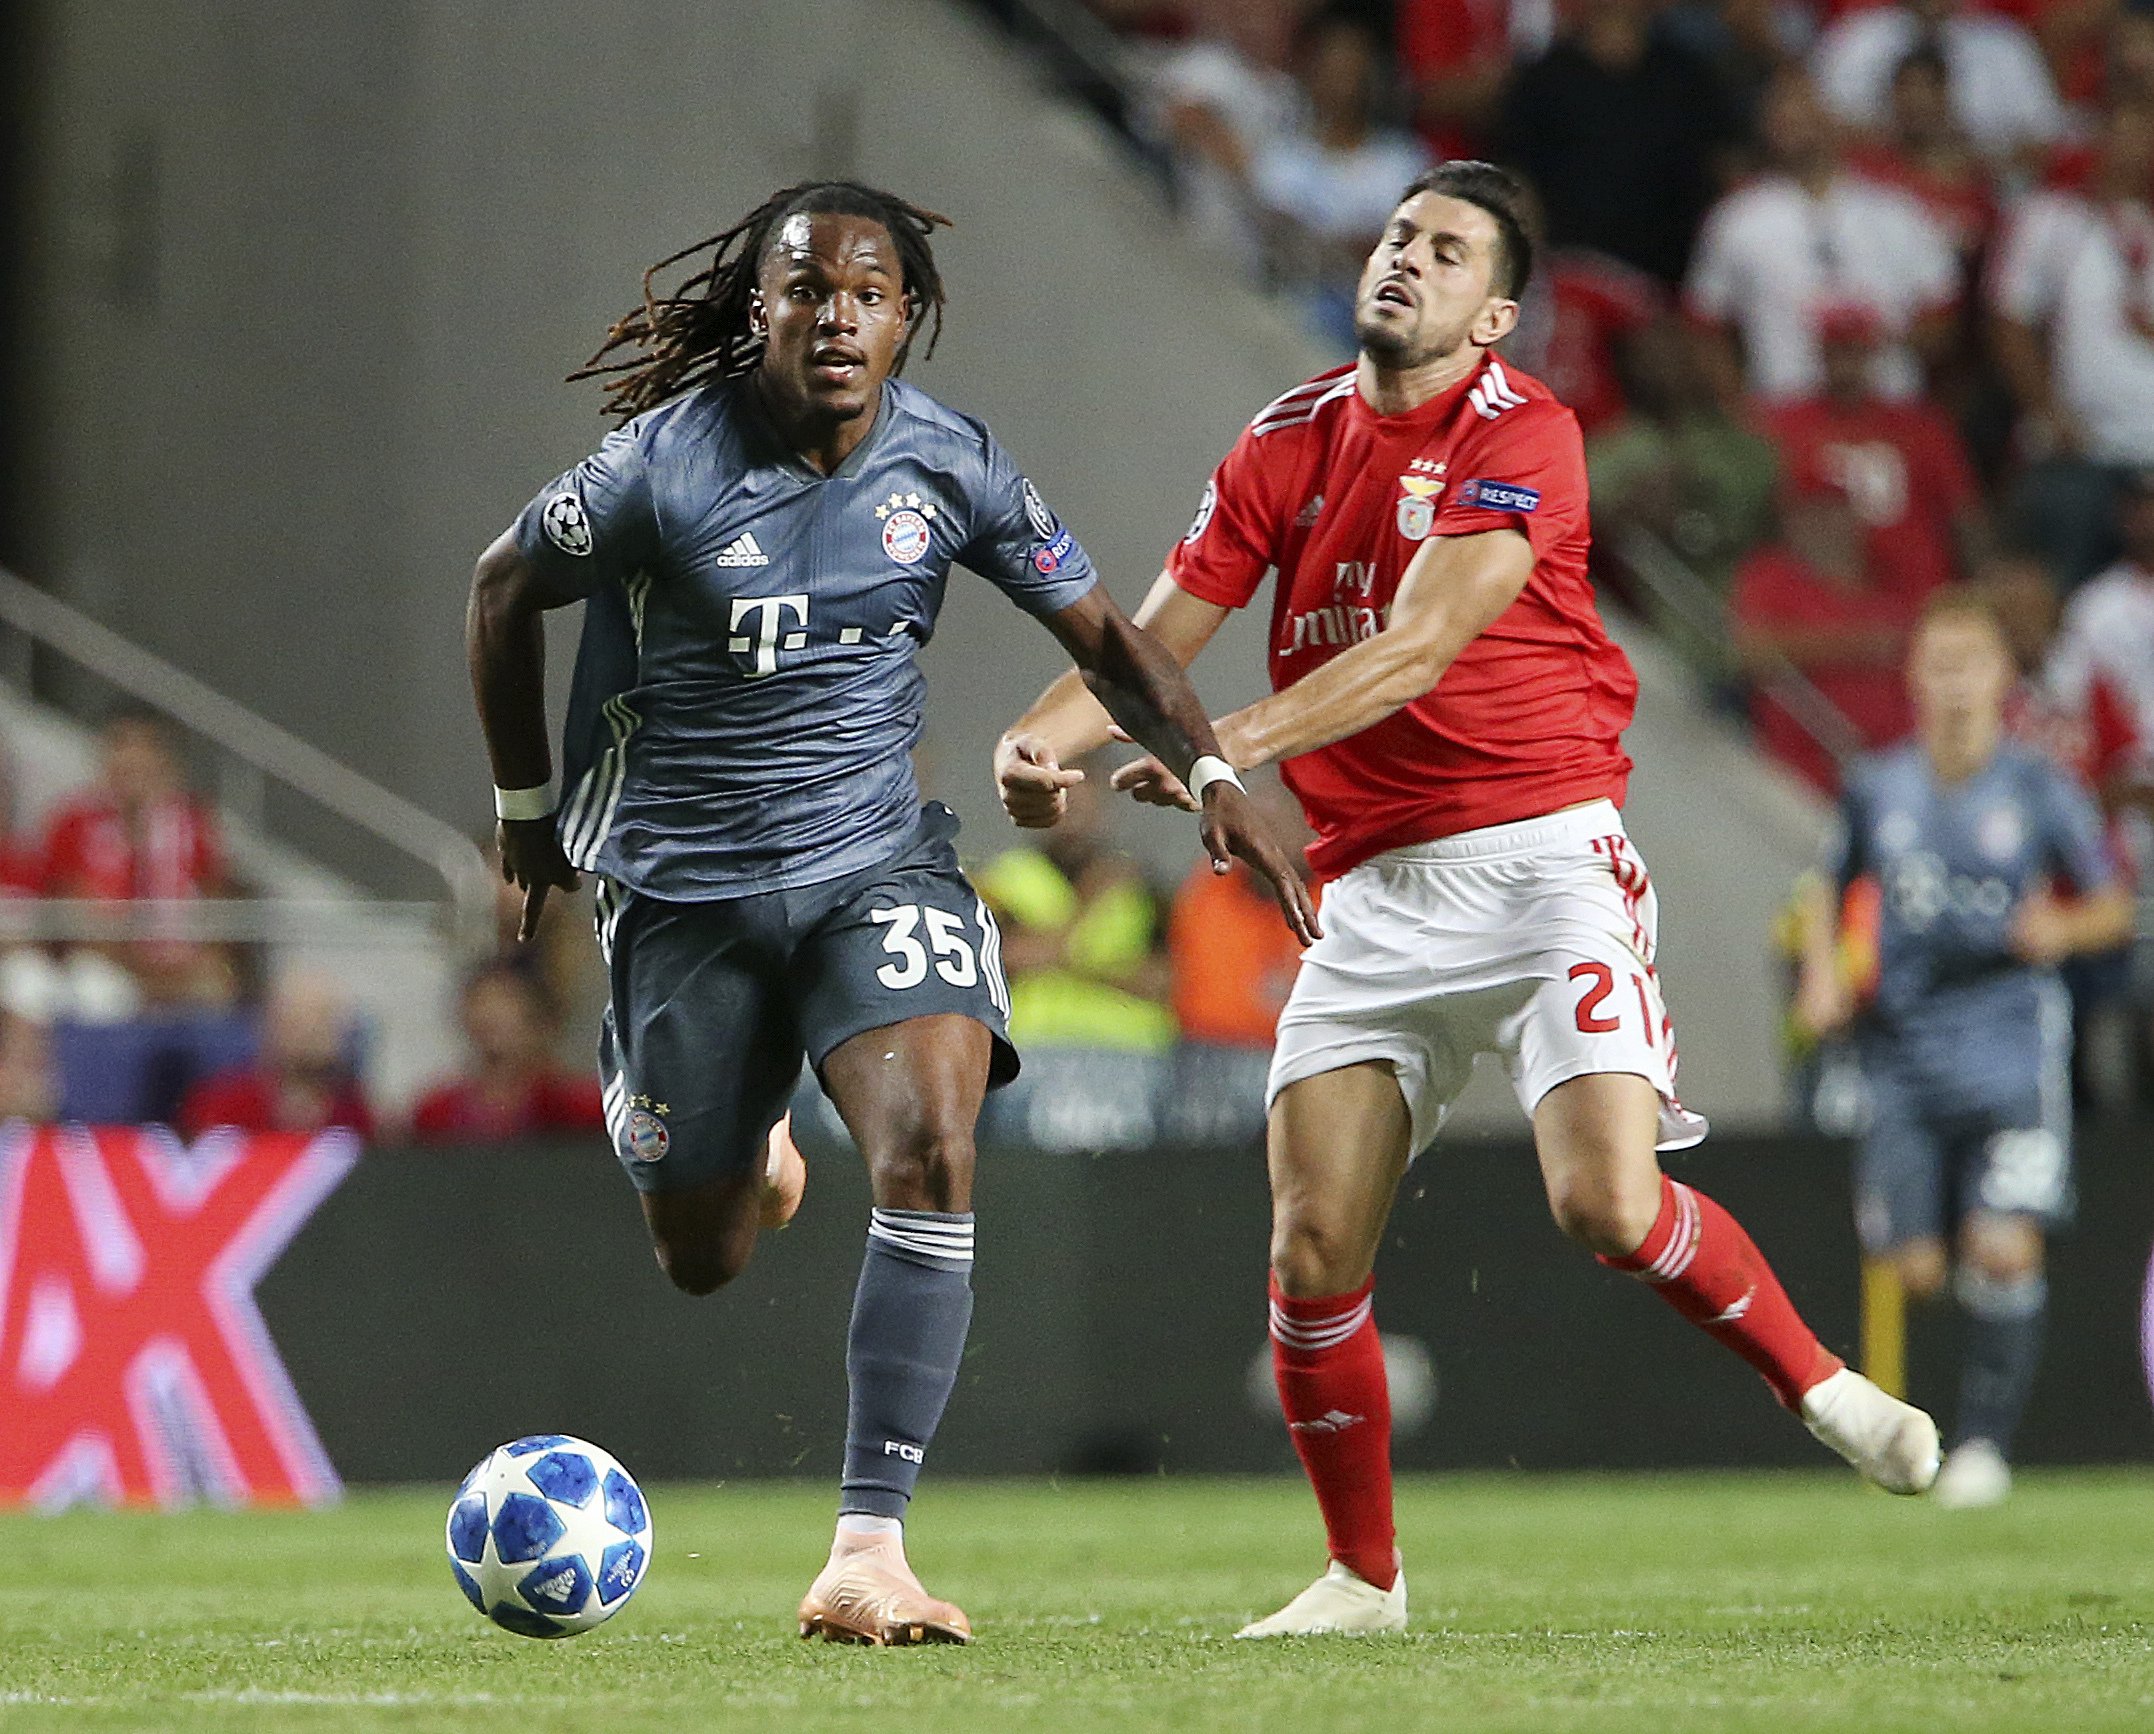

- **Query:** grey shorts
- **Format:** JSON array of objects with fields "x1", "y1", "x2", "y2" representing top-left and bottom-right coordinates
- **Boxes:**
[
  {"x1": 1855, "y1": 1072, "x2": 2073, "y2": 1254},
  {"x1": 595, "y1": 803, "x2": 1016, "y2": 1194}
]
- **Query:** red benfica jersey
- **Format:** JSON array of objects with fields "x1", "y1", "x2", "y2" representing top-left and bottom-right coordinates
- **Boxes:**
[{"x1": 1167, "y1": 356, "x2": 1637, "y2": 879}]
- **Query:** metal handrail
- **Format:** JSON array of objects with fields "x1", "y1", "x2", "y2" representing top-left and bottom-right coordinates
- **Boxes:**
[
  {"x1": 0, "y1": 565, "x2": 495, "y2": 955},
  {"x1": 1610, "y1": 526, "x2": 1866, "y2": 771},
  {"x1": 990, "y1": 0, "x2": 1138, "y2": 93},
  {"x1": 0, "y1": 898, "x2": 450, "y2": 944}
]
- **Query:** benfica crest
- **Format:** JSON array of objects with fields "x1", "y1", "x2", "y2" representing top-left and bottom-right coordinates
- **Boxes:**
[{"x1": 1396, "y1": 469, "x2": 1445, "y2": 541}]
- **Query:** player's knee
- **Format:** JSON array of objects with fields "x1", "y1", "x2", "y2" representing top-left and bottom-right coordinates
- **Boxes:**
[
  {"x1": 652, "y1": 1234, "x2": 751, "y2": 1296},
  {"x1": 863, "y1": 1117, "x2": 976, "y2": 1212},
  {"x1": 1891, "y1": 1239, "x2": 1950, "y2": 1301},
  {"x1": 1961, "y1": 1215, "x2": 2043, "y2": 1284},
  {"x1": 1545, "y1": 1170, "x2": 1661, "y2": 1257},
  {"x1": 1270, "y1": 1214, "x2": 1367, "y2": 1297}
]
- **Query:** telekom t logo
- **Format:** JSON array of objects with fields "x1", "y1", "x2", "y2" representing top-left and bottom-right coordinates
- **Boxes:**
[
  {"x1": 728, "y1": 594, "x2": 810, "y2": 678},
  {"x1": 0, "y1": 1126, "x2": 355, "y2": 1510}
]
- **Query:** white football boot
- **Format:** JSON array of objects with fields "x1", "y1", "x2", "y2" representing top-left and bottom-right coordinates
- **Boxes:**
[
  {"x1": 1932, "y1": 1439, "x2": 2013, "y2": 1510},
  {"x1": 1800, "y1": 1367, "x2": 1942, "y2": 1494},
  {"x1": 1235, "y1": 1560, "x2": 1407, "y2": 1638}
]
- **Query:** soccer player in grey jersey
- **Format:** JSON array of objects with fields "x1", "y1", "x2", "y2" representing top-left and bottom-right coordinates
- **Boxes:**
[
  {"x1": 1795, "y1": 592, "x2": 2134, "y2": 1507},
  {"x1": 467, "y1": 181, "x2": 1317, "y2": 1644}
]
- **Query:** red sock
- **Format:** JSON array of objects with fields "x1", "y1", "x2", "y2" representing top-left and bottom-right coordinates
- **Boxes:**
[
  {"x1": 1269, "y1": 1274, "x2": 1397, "y2": 1590},
  {"x1": 1599, "y1": 1176, "x2": 1842, "y2": 1409}
]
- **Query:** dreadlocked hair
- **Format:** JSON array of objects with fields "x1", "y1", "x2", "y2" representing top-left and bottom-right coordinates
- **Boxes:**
[{"x1": 571, "y1": 181, "x2": 952, "y2": 421}]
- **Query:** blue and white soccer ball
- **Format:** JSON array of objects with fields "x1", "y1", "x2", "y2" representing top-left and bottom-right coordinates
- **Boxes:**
[{"x1": 445, "y1": 1435, "x2": 653, "y2": 1638}]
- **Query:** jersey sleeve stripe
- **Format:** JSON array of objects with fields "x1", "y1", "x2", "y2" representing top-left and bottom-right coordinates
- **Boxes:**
[
  {"x1": 1252, "y1": 375, "x2": 1357, "y2": 437},
  {"x1": 563, "y1": 695, "x2": 641, "y2": 872},
  {"x1": 1483, "y1": 360, "x2": 1528, "y2": 408},
  {"x1": 1254, "y1": 376, "x2": 1335, "y2": 422},
  {"x1": 1467, "y1": 362, "x2": 1532, "y2": 421}
]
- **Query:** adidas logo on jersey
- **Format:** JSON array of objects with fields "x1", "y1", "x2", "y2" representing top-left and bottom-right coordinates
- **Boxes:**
[
  {"x1": 1295, "y1": 494, "x2": 1324, "y2": 527},
  {"x1": 716, "y1": 532, "x2": 771, "y2": 567}
]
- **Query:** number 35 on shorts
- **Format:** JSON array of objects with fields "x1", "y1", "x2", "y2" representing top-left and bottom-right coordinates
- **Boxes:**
[
  {"x1": 871, "y1": 903, "x2": 979, "y2": 989},
  {"x1": 1568, "y1": 960, "x2": 1673, "y2": 1047}
]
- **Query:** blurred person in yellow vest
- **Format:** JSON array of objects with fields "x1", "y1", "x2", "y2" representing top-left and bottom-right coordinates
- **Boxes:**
[{"x1": 976, "y1": 763, "x2": 1176, "y2": 1051}]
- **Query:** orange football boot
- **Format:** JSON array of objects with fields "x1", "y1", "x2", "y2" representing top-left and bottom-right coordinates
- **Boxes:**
[{"x1": 797, "y1": 1534, "x2": 972, "y2": 1646}]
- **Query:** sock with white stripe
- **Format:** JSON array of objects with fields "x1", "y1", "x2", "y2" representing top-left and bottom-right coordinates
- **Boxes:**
[
  {"x1": 1954, "y1": 1267, "x2": 2045, "y2": 1456},
  {"x1": 1599, "y1": 1176, "x2": 1841, "y2": 1410},
  {"x1": 839, "y1": 1209, "x2": 975, "y2": 1521},
  {"x1": 1270, "y1": 1274, "x2": 1397, "y2": 1590}
]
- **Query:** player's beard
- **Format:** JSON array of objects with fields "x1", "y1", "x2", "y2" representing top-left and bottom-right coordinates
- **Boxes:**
[{"x1": 1353, "y1": 302, "x2": 1476, "y2": 373}]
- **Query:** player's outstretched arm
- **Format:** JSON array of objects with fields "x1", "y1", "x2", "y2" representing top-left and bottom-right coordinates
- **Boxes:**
[
  {"x1": 2010, "y1": 884, "x2": 2137, "y2": 966},
  {"x1": 994, "y1": 572, "x2": 1230, "y2": 828},
  {"x1": 466, "y1": 530, "x2": 580, "y2": 941},
  {"x1": 1213, "y1": 526, "x2": 1534, "y2": 772},
  {"x1": 1035, "y1": 584, "x2": 1318, "y2": 944},
  {"x1": 1789, "y1": 872, "x2": 1855, "y2": 1039}
]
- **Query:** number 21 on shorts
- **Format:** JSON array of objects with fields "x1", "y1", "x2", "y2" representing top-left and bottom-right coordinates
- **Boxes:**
[
  {"x1": 1569, "y1": 960, "x2": 1661, "y2": 1046},
  {"x1": 871, "y1": 904, "x2": 979, "y2": 989}
]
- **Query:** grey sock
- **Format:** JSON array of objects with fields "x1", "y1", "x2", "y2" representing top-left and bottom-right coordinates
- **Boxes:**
[
  {"x1": 839, "y1": 1209, "x2": 975, "y2": 1520},
  {"x1": 1955, "y1": 1267, "x2": 2046, "y2": 1457}
]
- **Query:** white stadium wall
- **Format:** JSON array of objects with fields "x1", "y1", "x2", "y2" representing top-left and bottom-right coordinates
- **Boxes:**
[{"x1": 18, "y1": 0, "x2": 1815, "y2": 1123}]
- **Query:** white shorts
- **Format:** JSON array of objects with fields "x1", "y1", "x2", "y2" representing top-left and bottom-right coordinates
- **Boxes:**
[{"x1": 1267, "y1": 800, "x2": 1709, "y2": 1156}]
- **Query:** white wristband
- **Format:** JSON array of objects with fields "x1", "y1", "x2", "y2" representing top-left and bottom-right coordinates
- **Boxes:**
[
  {"x1": 494, "y1": 783, "x2": 556, "y2": 823},
  {"x1": 1187, "y1": 755, "x2": 1244, "y2": 802}
]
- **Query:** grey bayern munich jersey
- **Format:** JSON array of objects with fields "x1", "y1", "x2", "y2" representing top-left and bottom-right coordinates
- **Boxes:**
[
  {"x1": 513, "y1": 377, "x2": 1098, "y2": 901},
  {"x1": 1830, "y1": 741, "x2": 2114, "y2": 1097}
]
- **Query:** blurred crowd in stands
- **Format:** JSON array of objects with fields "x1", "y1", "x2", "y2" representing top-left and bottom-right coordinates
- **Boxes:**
[
  {"x1": 1075, "y1": 0, "x2": 2154, "y2": 767},
  {"x1": 5, "y1": 0, "x2": 2151, "y2": 1129},
  {"x1": 0, "y1": 706, "x2": 608, "y2": 1141},
  {"x1": 974, "y1": 764, "x2": 1312, "y2": 1055},
  {"x1": 1032, "y1": 0, "x2": 2154, "y2": 1092},
  {"x1": 0, "y1": 696, "x2": 1318, "y2": 1139}
]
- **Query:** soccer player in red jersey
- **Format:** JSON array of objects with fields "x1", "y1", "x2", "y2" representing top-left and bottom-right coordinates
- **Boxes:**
[{"x1": 998, "y1": 162, "x2": 1942, "y2": 1636}]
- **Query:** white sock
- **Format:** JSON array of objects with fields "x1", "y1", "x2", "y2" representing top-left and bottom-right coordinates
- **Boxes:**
[{"x1": 836, "y1": 1513, "x2": 903, "y2": 1543}]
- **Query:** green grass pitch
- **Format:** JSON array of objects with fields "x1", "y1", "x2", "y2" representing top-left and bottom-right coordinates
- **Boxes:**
[{"x1": 3, "y1": 1471, "x2": 2152, "y2": 1733}]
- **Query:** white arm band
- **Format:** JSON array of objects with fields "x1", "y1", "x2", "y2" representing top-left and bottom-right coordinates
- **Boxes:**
[
  {"x1": 1186, "y1": 755, "x2": 1244, "y2": 802},
  {"x1": 493, "y1": 783, "x2": 557, "y2": 823}
]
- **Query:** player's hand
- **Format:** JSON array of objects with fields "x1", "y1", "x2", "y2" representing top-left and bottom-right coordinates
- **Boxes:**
[
  {"x1": 1792, "y1": 968, "x2": 1854, "y2": 1040},
  {"x1": 1198, "y1": 782, "x2": 1322, "y2": 945},
  {"x1": 1108, "y1": 753, "x2": 1197, "y2": 811},
  {"x1": 2009, "y1": 895, "x2": 2073, "y2": 966},
  {"x1": 497, "y1": 817, "x2": 578, "y2": 943},
  {"x1": 996, "y1": 733, "x2": 1084, "y2": 828}
]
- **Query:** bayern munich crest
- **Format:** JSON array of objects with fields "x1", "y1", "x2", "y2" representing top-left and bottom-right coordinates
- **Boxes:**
[
  {"x1": 875, "y1": 490, "x2": 936, "y2": 565},
  {"x1": 624, "y1": 1109, "x2": 669, "y2": 1163},
  {"x1": 882, "y1": 510, "x2": 930, "y2": 564}
]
